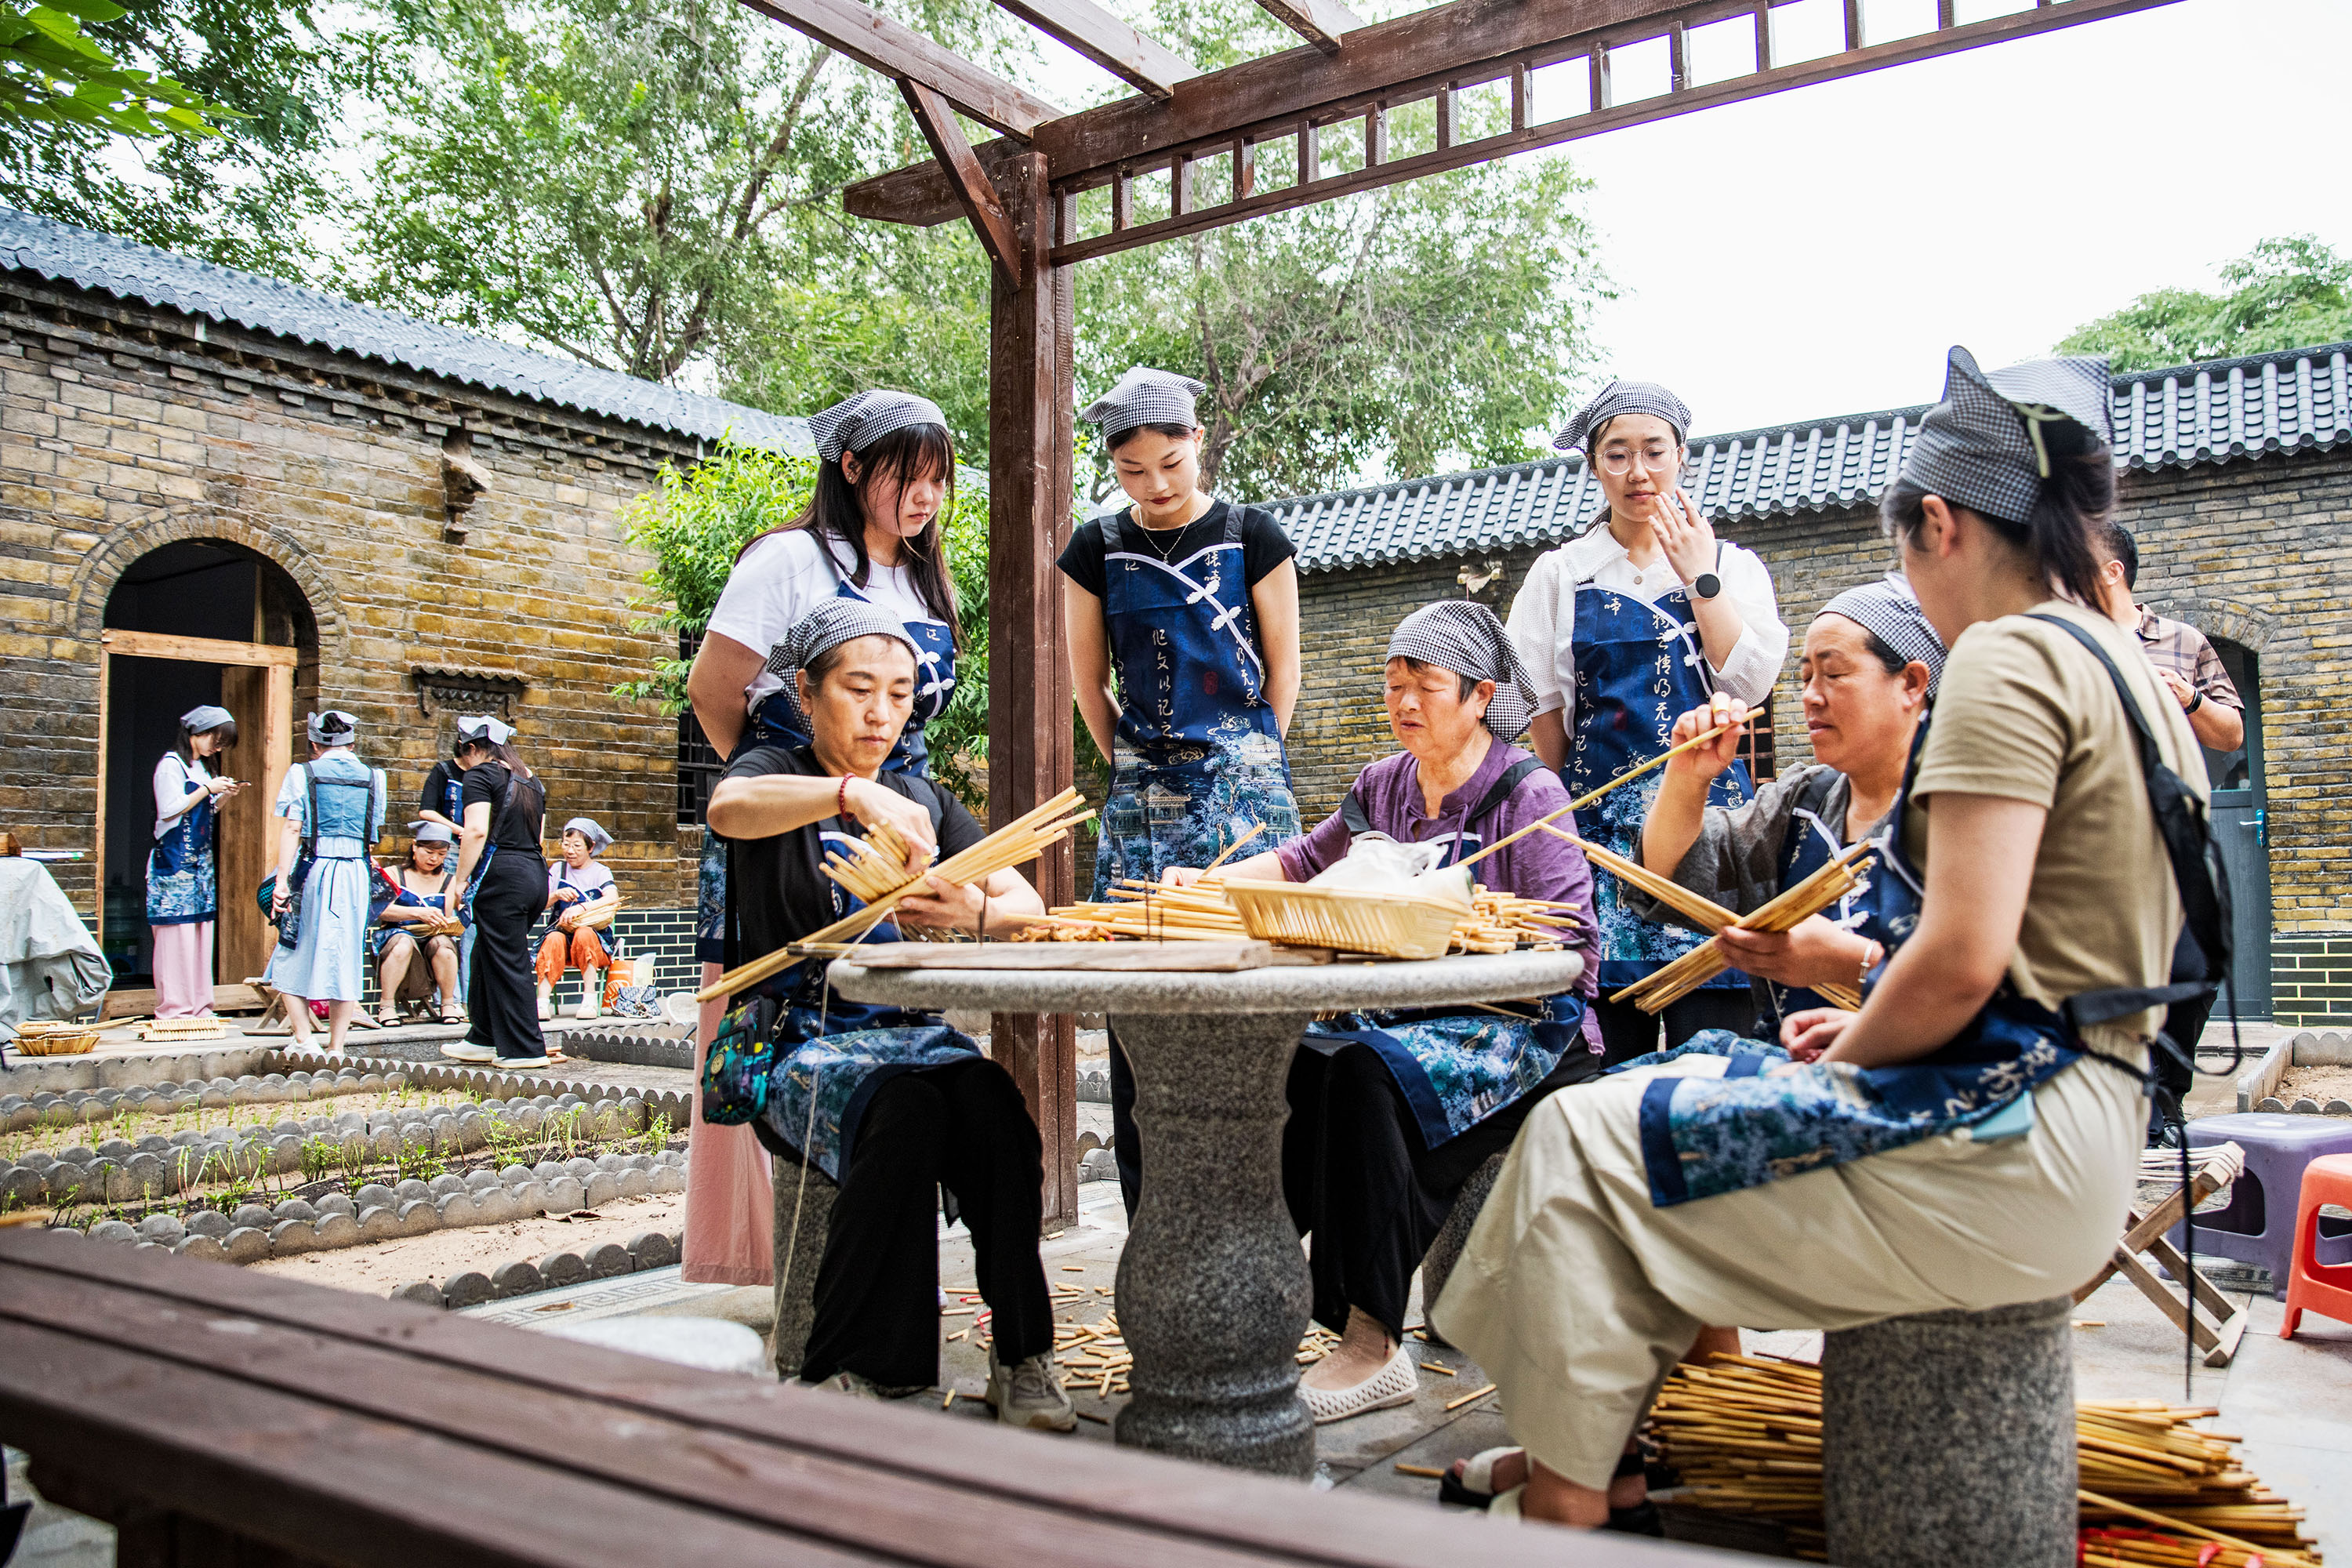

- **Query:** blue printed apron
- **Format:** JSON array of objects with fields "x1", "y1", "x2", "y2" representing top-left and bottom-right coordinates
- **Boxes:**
[
  {"x1": 1570, "y1": 574, "x2": 1753, "y2": 993},
  {"x1": 1755, "y1": 780, "x2": 1900, "y2": 1024},
  {"x1": 1093, "y1": 508, "x2": 1301, "y2": 895},
  {"x1": 146, "y1": 761, "x2": 216, "y2": 926},
  {"x1": 372, "y1": 875, "x2": 455, "y2": 958},
  {"x1": 756, "y1": 824, "x2": 978, "y2": 1178}
]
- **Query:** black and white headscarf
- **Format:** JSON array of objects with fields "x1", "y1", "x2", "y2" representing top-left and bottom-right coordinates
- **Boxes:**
[
  {"x1": 1081, "y1": 367, "x2": 1205, "y2": 445},
  {"x1": 306, "y1": 709, "x2": 358, "y2": 746},
  {"x1": 808, "y1": 390, "x2": 949, "y2": 464},
  {"x1": 1901, "y1": 346, "x2": 2113, "y2": 525},
  {"x1": 1386, "y1": 600, "x2": 1534, "y2": 740},
  {"x1": 1553, "y1": 379, "x2": 1693, "y2": 454},
  {"x1": 1821, "y1": 574, "x2": 1947, "y2": 699}
]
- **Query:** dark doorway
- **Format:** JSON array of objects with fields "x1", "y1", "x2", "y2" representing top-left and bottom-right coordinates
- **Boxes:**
[{"x1": 2202, "y1": 638, "x2": 2270, "y2": 1018}]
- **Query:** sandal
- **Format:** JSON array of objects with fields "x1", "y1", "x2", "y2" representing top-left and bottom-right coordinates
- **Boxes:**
[
  {"x1": 375, "y1": 1009, "x2": 401, "y2": 1029},
  {"x1": 438, "y1": 1011, "x2": 467, "y2": 1026},
  {"x1": 1440, "y1": 1446, "x2": 1523, "y2": 1508}
]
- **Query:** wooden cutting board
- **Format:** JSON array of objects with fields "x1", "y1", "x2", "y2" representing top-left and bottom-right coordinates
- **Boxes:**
[{"x1": 840, "y1": 940, "x2": 1330, "y2": 972}]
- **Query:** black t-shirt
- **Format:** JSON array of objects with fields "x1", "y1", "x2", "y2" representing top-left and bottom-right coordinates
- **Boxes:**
[
  {"x1": 461, "y1": 761, "x2": 546, "y2": 851},
  {"x1": 421, "y1": 759, "x2": 465, "y2": 822},
  {"x1": 719, "y1": 743, "x2": 985, "y2": 963},
  {"x1": 1054, "y1": 499, "x2": 1295, "y2": 600}
]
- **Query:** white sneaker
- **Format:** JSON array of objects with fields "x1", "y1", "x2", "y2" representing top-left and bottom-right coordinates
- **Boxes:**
[
  {"x1": 574, "y1": 996, "x2": 601, "y2": 1021},
  {"x1": 987, "y1": 1348, "x2": 1076, "y2": 1432},
  {"x1": 440, "y1": 1041, "x2": 494, "y2": 1063},
  {"x1": 1299, "y1": 1341, "x2": 1418, "y2": 1425}
]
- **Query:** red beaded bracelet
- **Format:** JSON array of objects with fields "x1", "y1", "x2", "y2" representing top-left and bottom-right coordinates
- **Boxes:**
[{"x1": 837, "y1": 775, "x2": 851, "y2": 820}]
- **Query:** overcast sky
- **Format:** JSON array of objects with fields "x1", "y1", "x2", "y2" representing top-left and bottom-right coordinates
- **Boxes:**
[{"x1": 1023, "y1": 0, "x2": 2351, "y2": 443}]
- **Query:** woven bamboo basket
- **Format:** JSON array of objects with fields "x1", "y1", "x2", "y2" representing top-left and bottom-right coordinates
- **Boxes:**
[
  {"x1": 13, "y1": 1020, "x2": 100, "y2": 1055},
  {"x1": 1222, "y1": 880, "x2": 1462, "y2": 960}
]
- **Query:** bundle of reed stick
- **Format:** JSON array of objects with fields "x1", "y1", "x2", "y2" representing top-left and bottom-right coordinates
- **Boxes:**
[
  {"x1": 1450, "y1": 889, "x2": 1584, "y2": 953},
  {"x1": 1649, "y1": 1354, "x2": 2320, "y2": 1566},
  {"x1": 695, "y1": 788, "x2": 1094, "y2": 1003},
  {"x1": 1566, "y1": 828, "x2": 1875, "y2": 1013},
  {"x1": 1046, "y1": 875, "x2": 1579, "y2": 956}
]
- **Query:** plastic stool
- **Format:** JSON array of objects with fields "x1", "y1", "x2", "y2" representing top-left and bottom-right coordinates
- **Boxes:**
[
  {"x1": 2170, "y1": 1113, "x2": 2352, "y2": 1298},
  {"x1": 2282, "y1": 1153, "x2": 2352, "y2": 1338}
]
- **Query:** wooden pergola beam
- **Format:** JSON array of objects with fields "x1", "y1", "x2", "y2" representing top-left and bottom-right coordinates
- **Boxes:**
[
  {"x1": 1252, "y1": 0, "x2": 1362, "y2": 56},
  {"x1": 992, "y1": 0, "x2": 1197, "y2": 100},
  {"x1": 737, "y1": 0, "x2": 1064, "y2": 138},
  {"x1": 901, "y1": 80, "x2": 1026, "y2": 285}
]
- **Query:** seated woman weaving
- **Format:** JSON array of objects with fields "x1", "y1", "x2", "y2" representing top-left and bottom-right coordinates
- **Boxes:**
[
  {"x1": 1171, "y1": 600, "x2": 1602, "y2": 1425},
  {"x1": 702, "y1": 598, "x2": 1074, "y2": 1430},
  {"x1": 1429, "y1": 347, "x2": 2222, "y2": 1531},
  {"x1": 1628, "y1": 575, "x2": 1945, "y2": 1035}
]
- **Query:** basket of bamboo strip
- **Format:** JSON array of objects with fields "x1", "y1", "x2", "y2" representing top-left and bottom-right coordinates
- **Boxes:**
[
  {"x1": 573, "y1": 891, "x2": 623, "y2": 931},
  {"x1": 1221, "y1": 878, "x2": 1463, "y2": 960},
  {"x1": 137, "y1": 1016, "x2": 230, "y2": 1044},
  {"x1": 12, "y1": 1019, "x2": 99, "y2": 1055},
  {"x1": 1646, "y1": 1353, "x2": 2321, "y2": 1566}
]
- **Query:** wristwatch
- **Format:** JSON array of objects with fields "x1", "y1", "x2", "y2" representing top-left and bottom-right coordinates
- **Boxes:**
[{"x1": 1691, "y1": 572, "x2": 1722, "y2": 601}]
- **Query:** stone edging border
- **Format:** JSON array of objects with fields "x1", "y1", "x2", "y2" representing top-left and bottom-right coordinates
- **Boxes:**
[
  {"x1": 386, "y1": 1227, "x2": 688, "y2": 1310},
  {"x1": 282, "y1": 1047, "x2": 695, "y2": 1129},
  {"x1": 2235, "y1": 1030, "x2": 2352, "y2": 1113}
]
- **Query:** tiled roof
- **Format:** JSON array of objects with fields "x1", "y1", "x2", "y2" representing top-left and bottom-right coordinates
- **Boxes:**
[
  {"x1": 1272, "y1": 342, "x2": 2352, "y2": 575},
  {"x1": 0, "y1": 209, "x2": 809, "y2": 452}
]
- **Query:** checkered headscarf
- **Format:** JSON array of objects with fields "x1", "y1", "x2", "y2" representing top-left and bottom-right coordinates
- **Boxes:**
[
  {"x1": 1386, "y1": 600, "x2": 1534, "y2": 740},
  {"x1": 1821, "y1": 574, "x2": 1947, "y2": 699},
  {"x1": 807, "y1": 390, "x2": 949, "y2": 463},
  {"x1": 1901, "y1": 346, "x2": 2113, "y2": 524},
  {"x1": 1081, "y1": 367, "x2": 1205, "y2": 444},
  {"x1": 761, "y1": 599, "x2": 921, "y2": 742},
  {"x1": 1553, "y1": 379, "x2": 1692, "y2": 454}
]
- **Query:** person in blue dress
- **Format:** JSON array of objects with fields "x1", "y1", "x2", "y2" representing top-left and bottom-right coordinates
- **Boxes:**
[
  {"x1": 702, "y1": 599, "x2": 1073, "y2": 1428},
  {"x1": 264, "y1": 710, "x2": 387, "y2": 1054},
  {"x1": 1060, "y1": 366, "x2": 1305, "y2": 1214},
  {"x1": 1628, "y1": 575, "x2": 1944, "y2": 1034},
  {"x1": 147, "y1": 703, "x2": 242, "y2": 1020},
  {"x1": 1505, "y1": 380, "x2": 1788, "y2": 1063}
]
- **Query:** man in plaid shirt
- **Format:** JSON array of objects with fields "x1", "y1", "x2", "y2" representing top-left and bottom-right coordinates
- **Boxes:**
[{"x1": 2096, "y1": 525, "x2": 2246, "y2": 754}]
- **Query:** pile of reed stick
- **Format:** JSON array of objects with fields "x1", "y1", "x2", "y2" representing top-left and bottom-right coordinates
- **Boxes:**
[
  {"x1": 1449, "y1": 888, "x2": 1583, "y2": 953},
  {"x1": 1046, "y1": 875, "x2": 1579, "y2": 956},
  {"x1": 1047, "y1": 1309, "x2": 1342, "y2": 1400},
  {"x1": 1649, "y1": 1354, "x2": 2320, "y2": 1566},
  {"x1": 696, "y1": 788, "x2": 1094, "y2": 1002},
  {"x1": 1568, "y1": 829, "x2": 1875, "y2": 1013}
]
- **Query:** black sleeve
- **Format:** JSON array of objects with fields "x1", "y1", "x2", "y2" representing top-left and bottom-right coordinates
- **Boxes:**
[
  {"x1": 459, "y1": 762, "x2": 503, "y2": 811},
  {"x1": 1238, "y1": 506, "x2": 1298, "y2": 587},
  {"x1": 1055, "y1": 517, "x2": 1111, "y2": 599},
  {"x1": 420, "y1": 761, "x2": 451, "y2": 817},
  {"x1": 932, "y1": 789, "x2": 987, "y2": 859},
  {"x1": 720, "y1": 742, "x2": 800, "y2": 785}
]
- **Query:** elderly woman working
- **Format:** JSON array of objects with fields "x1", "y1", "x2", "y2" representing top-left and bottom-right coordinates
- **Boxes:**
[
  {"x1": 537, "y1": 817, "x2": 621, "y2": 1021},
  {"x1": 1171, "y1": 601, "x2": 1602, "y2": 1424},
  {"x1": 703, "y1": 598, "x2": 1075, "y2": 1430}
]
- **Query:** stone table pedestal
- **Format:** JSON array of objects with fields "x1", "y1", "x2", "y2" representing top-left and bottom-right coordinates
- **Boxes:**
[{"x1": 829, "y1": 949, "x2": 1583, "y2": 1478}]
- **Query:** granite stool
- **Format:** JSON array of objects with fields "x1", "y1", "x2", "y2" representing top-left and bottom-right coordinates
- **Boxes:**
[
  {"x1": 2171, "y1": 1112, "x2": 2352, "y2": 1298},
  {"x1": 1822, "y1": 1296, "x2": 2075, "y2": 1568},
  {"x1": 768, "y1": 1157, "x2": 838, "y2": 1379},
  {"x1": 2281, "y1": 1153, "x2": 2352, "y2": 1339},
  {"x1": 1417, "y1": 1151, "x2": 1506, "y2": 1343}
]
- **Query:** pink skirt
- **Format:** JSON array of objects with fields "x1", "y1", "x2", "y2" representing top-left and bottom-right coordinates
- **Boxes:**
[
  {"x1": 151, "y1": 921, "x2": 215, "y2": 1018},
  {"x1": 681, "y1": 964, "x2": 775, "y2": 1286}
]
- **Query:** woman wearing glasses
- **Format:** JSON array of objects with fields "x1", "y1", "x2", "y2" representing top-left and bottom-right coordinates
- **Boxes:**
[{"x1": 1504, "y1": 382, "x2": 1788, "y2": 1062}]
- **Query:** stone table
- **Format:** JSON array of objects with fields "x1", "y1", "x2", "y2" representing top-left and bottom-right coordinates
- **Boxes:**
[{"x1": 827, "y1": 949, "x2": 1584, "y2": 1478}]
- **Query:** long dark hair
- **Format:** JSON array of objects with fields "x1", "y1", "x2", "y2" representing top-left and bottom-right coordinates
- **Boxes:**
[
  {"x1": 174, "y1": 717, "x2": 237, "y2": 766},
  {"x1": 458, "y1": 738, "x2": 533, "y2": 781},
  {"x1": 739, "y1": 424, "x2": 963, "y2": 648},
  {"x1": 1880, "y1": 423, "x2": 2113, "y2": 608}
]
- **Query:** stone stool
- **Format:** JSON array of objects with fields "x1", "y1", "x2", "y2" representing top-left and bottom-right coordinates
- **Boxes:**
[
  {"x1": 1417, "y1": 1151, "x2": 1506, "y2": 1341},
  {"x1": 2172, "y1": 1112, "x2": 2352, "y2": 1298},
  {"x1": 768, "y1": 1156, "x2": 837, "y2": 1379},
  {"x1": 1822, "y1": 1296, "x2": 2075, "y2": 1568}
]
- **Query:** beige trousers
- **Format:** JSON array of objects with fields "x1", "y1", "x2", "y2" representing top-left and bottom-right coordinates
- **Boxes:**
[{"x1": 1428, "y1": 1032, "x2": 2146, "y2": 1490}]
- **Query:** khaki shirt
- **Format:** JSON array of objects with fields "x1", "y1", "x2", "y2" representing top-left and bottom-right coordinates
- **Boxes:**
[{"x1": 1907, "y1": 599, "x2": 2205, "y2": 1040}]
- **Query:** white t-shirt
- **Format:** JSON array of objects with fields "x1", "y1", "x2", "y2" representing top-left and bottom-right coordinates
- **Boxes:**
[
  {"x1": 705, "y1": 529, "x2": 947, "y2": 716},
  {"x1": 1504, "y1": 520, "x2": 1788, "y2": 722},
  {"x1": 153, "y1": 755, "x2": 211, "y2": 839}
]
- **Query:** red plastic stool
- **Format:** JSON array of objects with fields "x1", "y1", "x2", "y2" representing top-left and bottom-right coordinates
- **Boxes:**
[{"x1": 2281, "y1": 1153, "x2": 2352, "y2": 1338}]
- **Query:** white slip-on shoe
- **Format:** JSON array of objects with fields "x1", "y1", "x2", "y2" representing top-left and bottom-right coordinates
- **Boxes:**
[
  {"x1": 439, "y1": 1041, "x2": 494, "y2": 1063},
  {"x1": 1299, "y1": 1340, "x2": 1418, "y2": 1425}
]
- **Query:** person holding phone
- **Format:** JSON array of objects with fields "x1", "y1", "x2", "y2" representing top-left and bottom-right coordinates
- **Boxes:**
[{"x1": 148, "y1": 703, "x2": 242, "y2": 1018}]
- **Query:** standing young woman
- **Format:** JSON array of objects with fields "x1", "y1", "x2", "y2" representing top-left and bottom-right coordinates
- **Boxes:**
[
  {"x1": 1058, "y1": 366, "x2": 1303, "y2": 1212},
  {"x1": 1436, "y1": 348, "x2": 2220, "y2": 1534},
  {"x1": 148, "y1": 704, "x2": 241, "y2": 1018},
  {"x1": 445, "y1": 717, "x2": 563, "y2": 1069},
  {"x1": 264, "y1": 711, "x2": 385, "y2": 1054},
  {"x1": 1505, "y1": 381, "x2": 1788, "y2": 1062},
  {"x1": 681, "y1": 390, "x2": 964, "y2": 1287}
]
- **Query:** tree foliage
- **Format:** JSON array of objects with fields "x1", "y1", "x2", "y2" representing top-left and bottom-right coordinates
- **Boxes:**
[
  {"x1": 612, "y1": 439, "x2": 993, "y2": 805},
  {"x1": 0, "y1": 0, "x2": 347, "y2": 278},
  {"x1": 2057, "y1": 236, "x2": 2352, "y2": 370}
]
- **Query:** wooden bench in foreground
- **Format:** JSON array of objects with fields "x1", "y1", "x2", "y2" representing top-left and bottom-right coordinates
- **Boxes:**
[{"x1": 0, "y1": 1228, "x2": 1699, "y2": 1567}]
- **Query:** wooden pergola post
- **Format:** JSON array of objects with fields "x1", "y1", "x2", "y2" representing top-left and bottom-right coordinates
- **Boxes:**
[{"x1": 985, "y1": 151, "x2": 1080, "y2": 1227}]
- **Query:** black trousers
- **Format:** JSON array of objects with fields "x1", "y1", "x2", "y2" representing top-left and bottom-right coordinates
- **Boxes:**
[
  {"x1": 1592, "y1": 989, "x2": 1757, "y2": 1069},
  {"x1": 800, "y1": 1058, "x2": 1054, "y2": 1389},
  {"x1": 464, "y1": 852, "x2": 546, "y2": 1062},
  {"x1": 1281, "y1": 1042, "x2": 1559, "y2": 1339},
  {"x1": 1109, "y1": 1027, "x2": 1142, "y2": 1219}
]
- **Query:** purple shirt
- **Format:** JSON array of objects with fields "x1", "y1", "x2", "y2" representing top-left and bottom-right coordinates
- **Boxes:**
[{"x1": 1274, "y1": 742, "x2": 1599, "y2": 999}]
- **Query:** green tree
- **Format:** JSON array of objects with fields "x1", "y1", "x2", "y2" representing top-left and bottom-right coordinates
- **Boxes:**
[
  {"x1": 612, "y1": 438, "x2": 993, "y2": 805},
  {"x1": 2057, "y1": 236, "x2": 2352, "y2": 370},
  {"x1": 1, "y1": 0, "x2": 348, "y2": 279}
]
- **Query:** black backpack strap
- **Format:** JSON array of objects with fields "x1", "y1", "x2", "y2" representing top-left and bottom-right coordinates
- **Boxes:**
[
  {"x1": 2024, "y1": 615, "x2": 2234, "y2": 1031},
  {"x1": 1468, "y1": 757, "x2": 1548, "y2": 831},
  {"x1": 300, "y1": 764, "x2": 318, "y2": 858},
  {"x1": 1340, "y1": 787, "x2": 1373, "y2": 837}
]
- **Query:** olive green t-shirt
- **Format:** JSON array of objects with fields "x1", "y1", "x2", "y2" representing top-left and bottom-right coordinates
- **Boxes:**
[{"x1": 1904, "y1": 599, "x2": 2206, "y2": 1040}]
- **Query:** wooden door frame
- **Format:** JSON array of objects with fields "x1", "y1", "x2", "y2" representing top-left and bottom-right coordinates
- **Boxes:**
[{"x1": 95, "y1": 630, "x2": 298, "y2": 953}]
